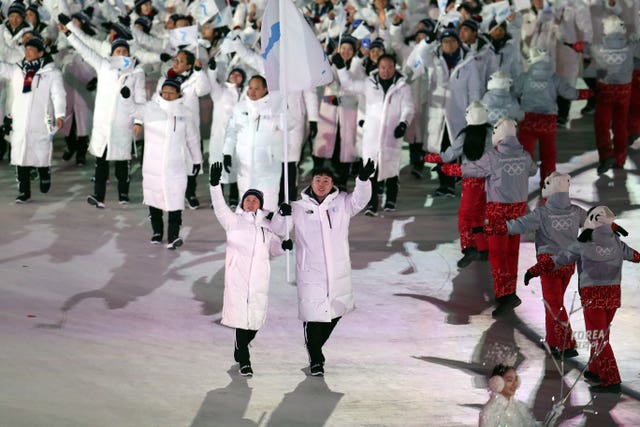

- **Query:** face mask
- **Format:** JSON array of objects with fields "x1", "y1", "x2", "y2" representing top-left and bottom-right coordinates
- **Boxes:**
[{"x1": 110, "y1": 56, "x2": 134, "y2": 71}]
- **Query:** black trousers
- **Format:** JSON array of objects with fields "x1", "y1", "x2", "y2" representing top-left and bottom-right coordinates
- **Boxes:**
[
  {"x1": 149, "y1": 206, "x2": 182, "y2": 242},
  {"x1": 557, "y1": 96, "x2": 571, "y2": 121},
  {"x1": 185, "y1": 174, "x2": 197, "y2": 199},
  {"x1": 94, "y1": 150, "x2": 129, "y2": 201},
  {"x1": 234, "y1": 328, "x2": 258, "y2": 366},
  {"x1": 16, "y1": 166, "x2": 49, "y2": 196},
  {"x1": 304, "y1": 317, "x2": 341, "y2": 365},
  {"x1": 438, "y1": 128, "x2": 455, "y2": 191},
  {"x1": 221, "y1": 182, "x2": 239, "y2": 206}
]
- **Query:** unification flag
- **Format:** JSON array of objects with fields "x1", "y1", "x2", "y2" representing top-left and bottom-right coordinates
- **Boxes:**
[
  {"x1": 169, "y1": 25, "x2": 199, "y2": 48},
  {"x1": 188, "y1": 0, "x2": 219, "y2": 25},
  {"x1": 260, "y1": 0, "x2": 333, "y2": 94}
]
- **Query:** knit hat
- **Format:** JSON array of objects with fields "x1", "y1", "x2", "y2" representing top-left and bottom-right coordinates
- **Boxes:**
[
  {"x1": 603, "y1": 15, "x2": 625, "y2": 36},
  {"x1": 439, "y1": 28, "x2": 460, "y2": 44},
  {"x1": 161, "y1": 78, "x2": 181, "y2": 93},
  {"x1": 457, "y1": 3, "x2": 472, "y2": 15},
  {"x1": 110, "y1": 38, "x2": 130, "y2": 55},
  {"x1": 72, "y1": 7, "x2": 95, "y2": 36},
  {"x1": 487, "y1": 70, "x2": 512, "y2": 91},
  {"x1": 134, "y1": 15, "x2": 152, "y2": 34},
  {"x1": 134, "y1": 0, "x2": 152, "y2": 13},
  {"x1": 241, "y1": 189, "x2": 264, "y2": 210},
  {"x1": 111, "y1": 21, "x2": 133, "y2": 41},
  {"x1": 24, "y1": 35, "x2": 45, "y2": 52},
  {"x1": 340, "y1": 34, "x2": 358, "y2": 50},
  {"x1": 26, "y1": 2, "x2": 39, "y2": 16},
  {"x1": 460, "y1": 19, "x2": 479, "y2": 33},
  {"x1": 492, "y1": 117, "x2": 517, "y2": 146},
  {"x1": 370, "y1": 38, "x2": 385, "y2": 51},
  {"x1": 465, "y1": 101, "x2": 488, "y2": 126},
  {"x1": 541, "y1": 172, "x2": 570, "y2": 199},
  {"x1": 8, "y1": 1, "x2": 26, "y2": 18},
  {"x1": 228, "y1": 67, "x2": 246, "y2": 85}
]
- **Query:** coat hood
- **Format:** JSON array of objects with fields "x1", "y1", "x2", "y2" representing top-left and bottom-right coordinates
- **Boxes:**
[
  {"x1": 544, "y1": 191, "x2": 571, "y2": 211},
  {"x1": 602, "y1": 33, "x2": 627, "y2": 50},
  {"x1": 528, "y1": 60, "x2": 553, "y2": 80}
]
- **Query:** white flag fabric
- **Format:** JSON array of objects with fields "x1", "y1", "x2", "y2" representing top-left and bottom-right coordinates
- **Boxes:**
[
  {"x1": 404, "y1": 40, "x2": 429, "y2": 80},
  {"x1": 513, "y1": 0, "x2": 530, "y2": 12},
  {"x1": 189, "y1": 0, "x2": 219, "y2": 25},
  {"x1": 487, "y1": 1, "x2": 512, "y2": 27},
  {"x1": 351, "y1": 21, "x2": 372, "y2": 40},
  {"x1": 169, "y1": 25, "x2": 199, "y2": 47},
  {"x1": 260, "y1": 0, "x2": 333, "y2": 93},
  {"x1": 212, "y1": 6, "x2": 233, "y2": 29}
]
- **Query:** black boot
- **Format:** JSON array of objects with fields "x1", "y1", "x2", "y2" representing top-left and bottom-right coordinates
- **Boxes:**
[
  {"x1": 16, "y1": 166, "x2": 32, "y2": 203},
  {"x1": 457, "y1": 247, "x2": 478, "y2": 268},
  {"x1": 0, "y1": 129, "x2": 6, "y2": 161},
  {"x1": 62, "y1": 136, "x2": 77, "y2": 161},
  {"x1": 409, "y1": 144, "x2": 425, "y2": 178},
  {"x1": 149, "y1": 216, "x2": 163, "y2": 245},
  {"x1": 76, "y1": 136, "x2": 89, "y2": 165},
  {"x1": 491, "y1": 293, "x2": 522, "y2": 318},
  {"x1": 167, "y1": 211, "x2": 183, "y2": 250}
]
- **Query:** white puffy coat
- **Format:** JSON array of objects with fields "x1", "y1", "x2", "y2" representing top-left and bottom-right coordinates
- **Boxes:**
[
  {"x1": 207, "y1": 68, "x2": 244, "y2": 184},
  {"x1": 419, "y1": 45, "x2": 482, "y2": 154},
  {"x1": 0, "y1": 60, "x2": 66, "y2": 167},
  {"x1": 223, "y1": 94, "x2": 283, "y2": 212},
  {"x1": 271, "y1": 179, "x2": 372, "y2": 322},
  {"x1": 137, "y1": 97, "x2": 202, "y2": 212},
  {"x1": 554, "y1": 1, "x2": 593, "y2": 81},
  {"x1": 315, "y1": 58, "x2": 364, "y2": 162},
  {"x1": 155, "y1": 69, "x2": 210, "y2": 172},
  {"x1": 60, "y1": 50, "x2": 97, "y2": 137},
  {"x1": 211, "y1": 185, "x2": 283, "y2": 330},
  {"x1": 285, "y1": 89, "x2": 319, "y2": 162},
  {"x1": 67, "y1": 32, "x2": 146, "y2": 161},
  {"x1": 337, "y1": 69, "x2": 415, "y2": 180}
]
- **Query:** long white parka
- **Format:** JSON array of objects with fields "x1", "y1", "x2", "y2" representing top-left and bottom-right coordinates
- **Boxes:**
[
  {"x1": 66, "y1": 32, "x2": 146, "y2": 161},
  {"x1": 419, "y1": 43, "x2": 483, "y2": 154},
  {"x1": 337, "y1": 69, "x2": 415, "y2": 180},
  {"x1": 271, "y1": 179, "x2": 372, "y2": 322},
  {"x1": 136, "y1": 96, "x2": 202, "y2": 212},
  {"x1": 0, "y1": 59, "x2": 66, "y2": 167},
  {"x1": 223, "y1": 94, "x2": 283, "y2": 212},
  {"x1": 211, "y1": 185, "x2": 283, "y2": 330}
]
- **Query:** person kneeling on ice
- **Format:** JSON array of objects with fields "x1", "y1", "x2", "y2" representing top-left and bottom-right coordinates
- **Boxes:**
[
  {"x1": 438, "y1": 118, "x2": 537, "y2": 317},
  {"x1": 129, "y1": 78, "x2": 202, "y2": 249},
  {"x1": 524, "y1": 206, "x2": 640, "y2": 393},
  {"x1": 507, "y1": 172, "x2": 587, "y2": 360},
  {"x1": 210, "y1": 162, "x2": 290, "y2": 377}
]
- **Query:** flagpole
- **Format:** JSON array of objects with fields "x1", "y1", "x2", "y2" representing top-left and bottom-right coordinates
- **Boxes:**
[{"x1": 279, "y1": 0, "x2": 292, "y2": 283}]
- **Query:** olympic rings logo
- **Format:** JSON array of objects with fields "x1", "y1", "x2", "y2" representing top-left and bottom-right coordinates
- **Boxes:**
[
  {"x1": 595, "y1": 246, "x2": 614, "y2": 257},
  {"x1": 551, "y1": 218, "x2": 573, "y2": 231},
  {"x1": 503, "y1": 162, "x2": 526, "y2": 176},
  {"x1": 603, "y1": 52, "x2": 628, "y2": 65},
  {"x1": 529, "y1": 81, "x2": 548, "y2": 91}
]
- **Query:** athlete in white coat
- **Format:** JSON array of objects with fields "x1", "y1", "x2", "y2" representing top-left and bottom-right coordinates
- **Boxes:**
[
  {"x1": 209, "y1": 162, "x2": 288, "y2": 377},
  {"x1": 60, "y1": 19, "x2": 146, "y2": 208},
  {"x1": 154, "y1": 49, "x2": 210, "y2": 210},
  {"x1": 271, "y1": 161, "x2": 375, "y2": 376},
  {"x1": 0, "y1": 37, "x2": 65, "y2": 203},
  {"x1": 223, "y1": 75, "x2": 283, "y2": 213},
  {"x1": 336, "y1": 54, "x2": 415, "y2": 215},
  {"x1": 206, "y1": 57, "x2": 245, "y2": 209},
  {"x1": 131, "y1": 79, "x2": 202, "y2": 249}
]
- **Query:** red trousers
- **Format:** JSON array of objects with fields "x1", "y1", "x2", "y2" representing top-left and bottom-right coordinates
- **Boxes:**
[
  {"x1": 518, "y1": 112, "x2": 556, "y2": 184},
  {"x1": 627, "y1": 70, "x2": 640, "y2": 140},
  {"x1": 458, "y1": 177, "x2": 487, "y2": 252},
  {"x1": 594, "y1": 82, "x2": 632, "y2": 166},
  {"x1": 486, "y1": 202, "x2": 527, "y2": 298},
  {"x1": 581, "y1": 285, "x2": 621, "y2": 387},
  {"x1": 537, "y1": 254, "x2": 576, "y2": 350}
]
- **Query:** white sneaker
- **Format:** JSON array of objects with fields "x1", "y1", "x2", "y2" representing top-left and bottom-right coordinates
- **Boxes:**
[
  {"x1": 167, "y1": 237, "x2": 183, "y2": 250},
  {"x1": 87, "y1": 195, "x2": 105, "y2": 209}
]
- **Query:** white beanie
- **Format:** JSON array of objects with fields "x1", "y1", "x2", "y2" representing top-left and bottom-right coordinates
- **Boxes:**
[
  {"x1": 465, "y1": 101, "x2": 488, "y2": 126},
  {"x1": 492, "y1": 118, "x2": 517, "y2": 146},
  {"x1": 487, "y1": 71, "x2": 512, "y2": 91},
  {"x1": 541, "y1": 172, "x2": 570, "y2": 199},
  {"x1": 583, "y1": 206, "x2": 616, "y2": 230},
  {"x1": 528, "y1": 47, "x2": 550, "y2": 65},
  {"x1": 603, "y1": 15, "x2": 625, "y2": 36}
]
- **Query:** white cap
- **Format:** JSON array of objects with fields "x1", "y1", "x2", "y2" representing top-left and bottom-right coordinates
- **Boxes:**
[
  {"x1": 529, "y1": 47, "x2": 550, "y2": 65},
  {"x1": 492, "y1": 117, "x2": 517, "y2": 146},
  {"x1": 541, "y1": 171, "x2": 570, "y2": 198},
  {"x1": 487, "y1": 71, "x2": 512, "y2": 91},
  {"x1": 603, "y1": 15, "x2": 625, "y2": 36},
  {"x1": 583, "y1": 206, "x2": 616, "y2": 230},
  {"x1": 465, "y1": 101, "x2": 488, "y2": 126}
]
